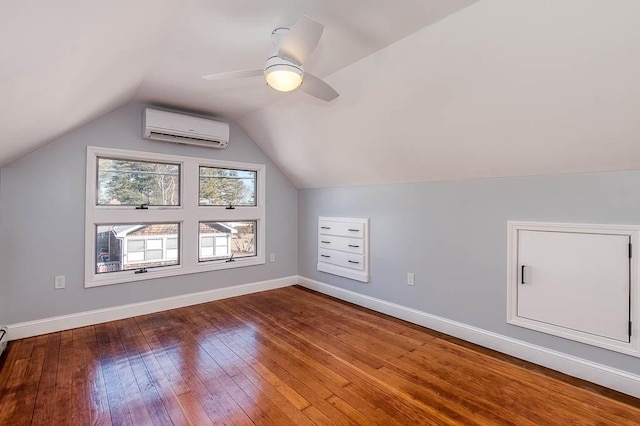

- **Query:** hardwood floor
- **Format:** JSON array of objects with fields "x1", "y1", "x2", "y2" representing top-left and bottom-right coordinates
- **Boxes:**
[{"x1": 1, "y1": 286, "x2": 639, "y2": 425}]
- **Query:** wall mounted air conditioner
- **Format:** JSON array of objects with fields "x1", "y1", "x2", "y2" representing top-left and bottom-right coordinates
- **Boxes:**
[{"x1": 143, "y1": 108, "x2": 229, "y2": 148}]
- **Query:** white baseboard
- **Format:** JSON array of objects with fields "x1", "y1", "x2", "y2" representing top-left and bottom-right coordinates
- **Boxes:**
[
  {"x1": 7, "y1": 276, "x2": 297, "y2": 341},
  {"x1": 297, "y1": 276, "x2": 640, "y2": 399}
]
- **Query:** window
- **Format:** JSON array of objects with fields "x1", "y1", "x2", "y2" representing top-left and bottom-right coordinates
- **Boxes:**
[
  {"x1": 96, "y1": 223, "x2": 180, "y2": 273},
  {"x1": 199, "y1": 167, "x2": 256, "y2": 206},
  {"x1": 97, "y1": 158, "x2": 180, "y2": 206},
  {"x1": 199, "y1": 221, "x2": 256, "y2": 262},
  {"x1": 85, "y1": 147, "x2": 265, "y2": 287}
]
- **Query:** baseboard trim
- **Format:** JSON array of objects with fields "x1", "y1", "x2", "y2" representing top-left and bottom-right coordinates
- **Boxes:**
[
  {"x1": 7, "y1": 276, "x2": 297, "y2": 341},
  {"x1": 297, "y1": 275, "x2": 640, "y2": 399}
]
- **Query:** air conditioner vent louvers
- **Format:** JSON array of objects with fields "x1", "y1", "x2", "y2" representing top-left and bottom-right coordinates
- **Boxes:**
[{"x1": 147, "y1": 132, "x2": 226, "y2": 147}]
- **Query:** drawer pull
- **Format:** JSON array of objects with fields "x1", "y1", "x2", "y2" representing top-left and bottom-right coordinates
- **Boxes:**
[
  {"x1": 348, "y1": 228, "x2": 359, "y2": 232},
  {"x1": 321, "y1": 254, "x2": 331, "y2": 258},
  {"x1": 321, "y1": 226, "x2": 331, "y2": 229},
  {"x1": 348, "y1": 260, "x2": 360, "y2": 264},
  {"x1": 321, "y1": 241, "x2": 331, "y2": 244},
  {"x1": 348, "y1": 244, "x2": 360, "y2": 248}
]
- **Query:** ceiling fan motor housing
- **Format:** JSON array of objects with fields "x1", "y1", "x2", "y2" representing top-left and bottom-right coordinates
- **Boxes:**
[
  {"x1": 264, "y1": 55, "x2": 303, "y2": 76},
  {"x1": 264, "y1": 55, "x2": 304, "y2": 91}
]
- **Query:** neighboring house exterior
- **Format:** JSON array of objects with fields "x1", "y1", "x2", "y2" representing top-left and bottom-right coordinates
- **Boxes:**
[{"x1": 96, "y1": 222, "x2": 236, "y2": 273}]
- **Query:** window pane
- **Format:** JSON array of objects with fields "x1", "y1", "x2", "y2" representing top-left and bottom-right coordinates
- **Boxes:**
[
  {"x1": 166, "y1": 238, "x2": 177, "y2": 250},
  {"x1": 96, "y1": 223, "x2": 179, "y2": 274},
  {"x1": 127, "y1": 252, "x2": 145, "y2": 262},
  {"x1": 147, "y1": 249, "x2": 163, "y2": 260},
  {"x1": 199, "y1": 221, "x2": 256, "y2": 262},
  {"x1": 146, "y1": 239, "x2": 163, "y2": 250},
  {"x1": 97, "y1": 158, "x2": 180, "y2": 206},
  {"x1": 201, "y1": 236, "x2": 214, "y2": 247},
  {"x1": 199, "y1": 167, "x2": 256, "y2": 206},
  {"x1": 127, "y1": 240, "x2": 145, "y2": 252}
]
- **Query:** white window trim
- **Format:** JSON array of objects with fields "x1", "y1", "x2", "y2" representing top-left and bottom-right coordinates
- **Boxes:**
[
  {"x1": 507, "y1": 221, "x2": 640, "y2": 357},
  {"x1": 85, "y1": 146, "x2": 266, "y2": 288}
]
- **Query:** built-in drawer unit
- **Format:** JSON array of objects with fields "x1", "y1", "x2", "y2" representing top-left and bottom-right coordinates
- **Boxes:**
[{"x1": 317, "y1": 217, "x2": 369, "y2": 282}]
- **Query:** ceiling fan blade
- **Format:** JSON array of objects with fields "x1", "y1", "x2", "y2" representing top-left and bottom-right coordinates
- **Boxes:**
[
  {"x1": 278, "y1": 16, "x2": 324, "y2": 66},
  {"x1": 300, "y1": 73, "x2": 339, "y2": 102},
  {"x1": 202, "y1": 69, "x2": 263, "y2": 81}
]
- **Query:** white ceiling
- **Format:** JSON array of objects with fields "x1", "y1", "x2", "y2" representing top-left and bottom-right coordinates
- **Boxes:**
[
  {"x1": 136, "y1": 0, "x2": 477, "y2": 118},
  {"x1": 0, "y1": 0, "x2": 475, "y2": 166},
  {"x1": 241, "y1": 0, "x2": 640, "y2": 188},
  {"x1": 3, "y1": 0, "x2": 640, "y2": 190}
]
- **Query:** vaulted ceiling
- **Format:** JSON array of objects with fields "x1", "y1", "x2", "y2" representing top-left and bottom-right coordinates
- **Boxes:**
[{"x1": 2, "y1": 0, "x2": 640, "y2": 189}]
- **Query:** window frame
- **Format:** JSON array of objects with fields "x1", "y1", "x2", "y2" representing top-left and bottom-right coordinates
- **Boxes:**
[{"x1": 85, "y1": 146, "x2": 266, "y2": 288}]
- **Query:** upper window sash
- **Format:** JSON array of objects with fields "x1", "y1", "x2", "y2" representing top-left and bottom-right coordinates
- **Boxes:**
[
  {"x1": 97, "y1": 157, "x2": 181, "y2": 207},
  {"x1": 199, "y1": 166, "x2": 257, "y2": 207}
]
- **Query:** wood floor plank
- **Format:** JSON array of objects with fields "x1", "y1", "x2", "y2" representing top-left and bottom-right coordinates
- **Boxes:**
[
  {"x1": 135, "y1": 314, "x2": 214, "y2": 425},
  {"x1": 114, "y1": 318, "x2": 175, "y2": 426},
  {"x1": 70, "y1": 328, "x2": 92, "y2": 425},
  {"x1": 128, "y1": 316, "x2": 192, "y2": 425},
  {"x1": 0, "y1": 340, "x2": 23, "y2": 391},
  {"x1": 7, "y1": 334, "x2": 48, "y2": 426},
  {"x1": 94, "y1": 322, "x2": 134, "y2": 426},
  {"x1": 82, "y1": 326, "x2": 113, "y2": 426},
  {"x1": 0, "y1": 357, "x2": 29, "y2": 424},
  {"x1": 50, "y1": 330, "x2": 75, "y2": 426},
  {"x1": 1, "y1": 285, "x2": 640, "y2": 425},
  {"x1": 30, "y1": 332, "x2": 62, "y2": 425}
]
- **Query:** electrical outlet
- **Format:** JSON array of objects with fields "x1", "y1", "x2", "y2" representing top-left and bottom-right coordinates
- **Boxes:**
[
  {"x1": 269, "y1": 253, "x2": 276, "y2": 263},
  {"x1": 54, "y1": 275, "x2": 66, "y2": 289},
  {"x1": 407, "y1": 272, "x2": 415, "y2": 286}
]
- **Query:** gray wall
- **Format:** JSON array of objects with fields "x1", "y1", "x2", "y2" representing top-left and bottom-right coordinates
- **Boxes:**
[
  {"x1": 298, "y1": 172, "x2": 640, "y2": 375},
  {"x1": 0, "y1": 173, "x2": 5, "y2": 324},
  {"x1": 0, "y1": 102, "x2": 297, "y2": 324}
]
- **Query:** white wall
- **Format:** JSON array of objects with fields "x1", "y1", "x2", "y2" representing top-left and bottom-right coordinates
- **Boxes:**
[{"x1": 0, "y1": 102, "x2": 298, "y2": 324}]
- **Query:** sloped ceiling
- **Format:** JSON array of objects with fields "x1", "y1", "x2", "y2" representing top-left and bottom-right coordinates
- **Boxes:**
[
  {"x1": 240, "y1": 0, "x2": 640, "y2": 188},
  {"x1": 135, "y1": 0, "x2": 478, "y2": 119},
  {"x1": 0, "y1": 0, "x2": 186, "y2": 166},
  {"x1": 0, "y1": 0, "x2": 476, "y2": 167},
  {"x1": 3, "y1": 1, "x2": 639, "y2": 190}
]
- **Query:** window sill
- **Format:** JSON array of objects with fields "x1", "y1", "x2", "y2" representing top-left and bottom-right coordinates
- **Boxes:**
[{"x1": 85, "y1": 256, "x2": 265, "y2": 288}]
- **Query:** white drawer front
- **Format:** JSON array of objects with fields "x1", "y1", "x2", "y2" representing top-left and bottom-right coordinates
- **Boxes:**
[
  {"x1": 318, "y1": 248, "x2": 364, "y2": 270},
  {"x1": 318, "y1": 220, "x2": 364, "y2": 238},
  {"x1": 318, "y1": 235, "x2": 364, "y2": 254}
]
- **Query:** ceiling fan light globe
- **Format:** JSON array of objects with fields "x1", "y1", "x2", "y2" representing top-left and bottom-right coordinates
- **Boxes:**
[
  {"x1": 265, "y1": 68, "x2": 303, "y2": 92},
  {"x1": 264, "y1": 62, "x2": 303, "y2": 92}
]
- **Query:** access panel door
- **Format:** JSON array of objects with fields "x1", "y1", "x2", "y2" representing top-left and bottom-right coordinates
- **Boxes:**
[{"x1": 517, "y1": 230, "x2": 630, "y2": 342}]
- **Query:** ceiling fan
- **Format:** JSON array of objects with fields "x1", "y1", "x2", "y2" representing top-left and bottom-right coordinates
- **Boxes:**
[{"x1": 202, "y1": 16, "x2": 339, "y2": 102}]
